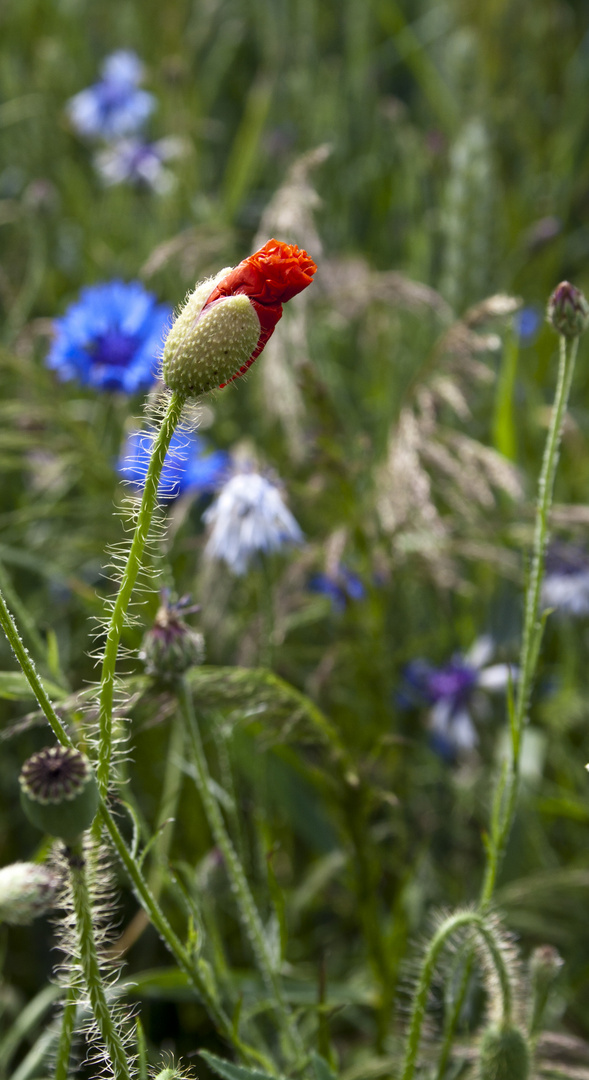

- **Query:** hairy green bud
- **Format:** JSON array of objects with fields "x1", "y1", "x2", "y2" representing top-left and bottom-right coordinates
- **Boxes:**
[
  {"x1": 478, "y1": 1024, "x2": 530, "y2": 1080},
  {"x1": 0, "y1": 861, "x2": 61, "y2": 924},
  {"x1": 19, "y1": 746, "x2": 99, "y2": 843},
  {"x1": 162, "y1": 275, "x2": 261, "y2": 398}
]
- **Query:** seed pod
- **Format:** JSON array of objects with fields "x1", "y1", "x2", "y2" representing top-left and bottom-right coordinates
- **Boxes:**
[
  {"x1": 19, "y1": 746, "x2": 99, "y2": 843},
  {"x1": 478, "y1": 1023, "x2": 530, "y2": 1080},
  {"x1": 0, "y1": 861, "x2": 61, "y2": 924}
]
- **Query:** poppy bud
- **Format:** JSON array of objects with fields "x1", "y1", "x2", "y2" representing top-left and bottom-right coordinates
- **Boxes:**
[
  {"x1": 0, "y1": 861, "x2": 61, "y2": 924},
  {"x1": 162, "y1": 239, "x2": 317, "y2": 398},
  {"x1": 478, "y1": 1024, "x2": 530, "y2": 1080},
  {"x1": 19, "y1": 746, "x2": 99, "y2": 843},
  {"x1": 162, "y1": 284, "x2": 261, "y2": 398}
]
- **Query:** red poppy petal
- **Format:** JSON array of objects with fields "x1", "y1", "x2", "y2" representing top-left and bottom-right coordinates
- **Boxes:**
[{"x1": 204, "y1": 238, "x2": 317, "y2": 387}]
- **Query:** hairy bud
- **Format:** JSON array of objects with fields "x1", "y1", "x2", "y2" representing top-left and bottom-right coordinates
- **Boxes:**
[
  {"x1": 478, "y1": 1024, "x2": 530, "y2": 1080},
  {"x1": 140, "y1": 595, "x2": 204, "y2": 680},
  {"x1": 19, "y1": 746, "x2": 99, "y2": 843},
  {"x1": 0, "y1": 861, "x2": 61, "y2": 924},
  {"x1": 162, "y1": 283, "x2": 261, "y2": 398},
  {"x1": 547, "y1": 281, "x2": 589, "y2": 338}
]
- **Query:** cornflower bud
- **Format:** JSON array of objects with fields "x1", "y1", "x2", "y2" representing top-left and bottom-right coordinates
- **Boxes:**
[
  {"x1": 547, "y1": 281, "x2": 589, "y2": 338},
  {"x1": 0, "y1": 861, "x2": 61, "y2": 924},
  {"x1": 478, "y1": 1023, "x2": 530, "y2": 1080},
  {"x1": 140, "y1": 593, "x2": 204, "y2": 680},
  {"x1": 162, "y1": 238, "x2": 317, "y2": 398},
  {"x1": 19, "y1": 746, "x2": 99, "y2": 843}
]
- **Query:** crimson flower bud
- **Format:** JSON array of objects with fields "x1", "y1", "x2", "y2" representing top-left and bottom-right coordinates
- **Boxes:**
[{"x1": 162, "y1": 238, "x2": 317, "y2": 398}]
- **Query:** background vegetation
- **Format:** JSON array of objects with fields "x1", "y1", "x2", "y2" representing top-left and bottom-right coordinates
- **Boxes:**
[{"x1": 2, "y1": 0, "x2": 589, "y2": 1076}]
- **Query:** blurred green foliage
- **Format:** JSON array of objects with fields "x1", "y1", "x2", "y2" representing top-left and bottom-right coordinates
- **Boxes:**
[{"x1": 2, "y1": 0, "x2": 589, "y2": 1075}]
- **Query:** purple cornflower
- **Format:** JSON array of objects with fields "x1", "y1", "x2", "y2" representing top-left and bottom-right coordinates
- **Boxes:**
[
  {"x1": 46, "y1": 280, "x2": 171, "y2": 393},
  {"x1": 95, "y1": 136, "x2": 182, "y2": 194},
  {"x1": 309, "y1": 566, "x2": 365, "y2": 612},
  {"x1": 542, "y1": 542, "x2": 589, "y2": 616},
  {"x1": 401, "y1": 638, "x2": 513, "y2": 759},
  {"x1": 67, "y1": 50, "x2": 156, "y2": 140},
  {"x1": 119, "y1": 428, "x2": 229, "y2": 503}
]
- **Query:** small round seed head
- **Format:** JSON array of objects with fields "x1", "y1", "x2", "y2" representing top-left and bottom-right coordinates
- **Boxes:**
[
  {"x1": 478, "y1": 1024, "x2": 530, "y2": 1080},
  {"x1": 547, "y1": 281, "x2": 589, "y2": 338},
  {"x1": 19, "y1": 746, "x2": 99, "y2": 842},
  {"x1": 162, "y1": 283, "x2": 261, "y2": 398},
  {"x1": 0, "y1": 861, "x2": 61, "y2": 925}
]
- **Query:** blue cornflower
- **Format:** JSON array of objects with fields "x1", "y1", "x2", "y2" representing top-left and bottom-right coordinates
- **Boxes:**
[
  {"x1": 513, "y1": 305, "x2": 542, "y2": 345},
  {"x1": 203, "y1": 472, "x2": 303, "y2": 576},
  {"x1": 46, "y1": 280, "x2": 172, "y2": 393},
  {"x1": 309, "y1": 566, "x2": 365, "y2": 612},
  {"x1": 67, "y1": 50, "x2": 156, "y2": 140},
  {"x1": 95, "y1": 136, "x2": 182, "y2": 194},
  {"x1": 401, "y1": 638, "x2": 513, "y2": 759},
  {"x1": 119, "y1": 429, "x2": 229, "y2": 503},
  {"x1": 542, "y1": 542, "x2": 589, "y2": 616}
]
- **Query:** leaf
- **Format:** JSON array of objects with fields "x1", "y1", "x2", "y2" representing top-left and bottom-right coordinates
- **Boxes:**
[
  {"x1": 199, "y1": 1049, "x2": 287, "y2": 1080},
  {"x1": 0, "y1": 670, "x2": 66, "y2": 702},
  {"x1": 311, "y1": 1052, "x2": 338, "y2": 1080}
]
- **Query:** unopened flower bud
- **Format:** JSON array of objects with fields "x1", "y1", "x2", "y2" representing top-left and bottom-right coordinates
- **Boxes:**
[
  {"x1": 478, "y1": 1024, "x2": 530, "y2": 1080},
  {"x1": 529, "y1": 944, "x2": 564, "y2": 1034},
  {"x1": 140, "y1": 597, "x2": 204, "y2": 680},
  {"x1": 547, "y1": 281, "x2": 589, "y2": 338},
  {"x1": 0, "y1": 861, "x2": 61, "y2": 924},
  {"x1": 162, "y1": 280, "x2": 261, "y2": 398},
  {"x1": 19, "y1": 746, "x2": 99, "y2": 843}
]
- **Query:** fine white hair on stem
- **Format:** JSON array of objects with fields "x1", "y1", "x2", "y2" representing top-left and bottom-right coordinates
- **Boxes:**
[{"x1": 50, "y1": 838, "x2": 137, "y2": 1079}]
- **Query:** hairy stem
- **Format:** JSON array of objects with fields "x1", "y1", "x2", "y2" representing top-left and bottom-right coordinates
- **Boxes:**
[
  {"x1": 400, "y1": 911, "x2": 513, "y2": 1080},
  {"x1": 480, "y1": 333, "x2": 578, "y2": 906},
  {"x1": 67, "y1": 841, "x2": 132, "y2": 1080},
  {"x1": 0, "y1": 587, "x2": 72, "y2": 747},
  {"x1": 97, "y1": 390, "x2": 186, "y2": 796},
  {"x1": 54, "y1": 985, "x2": 78, "y2": 1080}
]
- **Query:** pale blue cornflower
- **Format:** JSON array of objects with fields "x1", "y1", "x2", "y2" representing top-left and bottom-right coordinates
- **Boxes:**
[
  {"x1": 95, "y1": 136, "x2": 183, "y2": 194},
  {"x1": 67, "y1": 50, "x2": 156, "y2": 140},
  {"x1": 202, "y1": 472, "x2": 303, "y2": 575}
]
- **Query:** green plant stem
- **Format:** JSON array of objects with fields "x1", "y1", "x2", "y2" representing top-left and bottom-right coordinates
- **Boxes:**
[
  {"x1": 96, "y1": 390, "x2": 186, "y2": 796},
  {"x1": 0, "y1": 587, "x2": 72, "y2": 747},
  {"x1": 400, "y1": 911, "x2": 513, "y2": 1080},
  {"x1": 0, "y1": 541, "x2": 267, "y2": 1068},
  {"x1": 480, "y1": 333, "x2": 578, "y2": 907},
  {"x1": 178, "y1": 678, "x2": 303, "y2": 1066},
  {"x1": 54, "y1": 985, "x2": 78, "y2": 1080},
  {"x1": 67, "y1": 841, "x2": 132, "y2": 1080}
]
